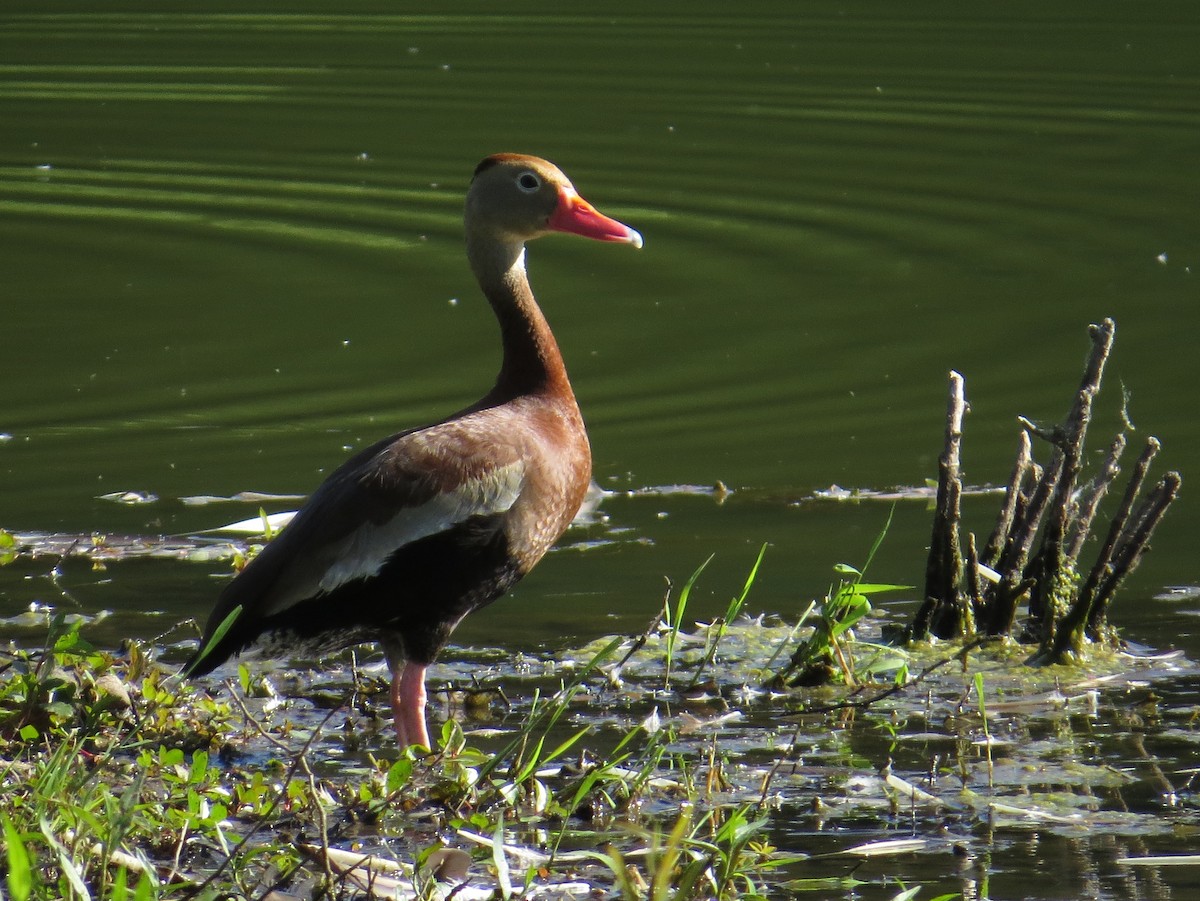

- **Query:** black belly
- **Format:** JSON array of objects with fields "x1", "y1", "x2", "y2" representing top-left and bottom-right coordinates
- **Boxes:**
[{"x1": 217, "y1": 514, "x2": 523, "y2": 669}]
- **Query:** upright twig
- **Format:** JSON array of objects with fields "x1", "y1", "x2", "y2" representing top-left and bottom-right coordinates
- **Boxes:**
[
  {"x1": 989, "y1": 452, "x2": 1060, "y2": 635},
  {"x1": 910, "y1": 318, "x2": 1180, "y2": 659},
  {"x1": 1065, "y1": 433, "x2": 1127, "y2": 564},
  {"x1": 1072, "y1": 438, "x2": 1161, "y2": 629},
  {"x1": 1048, "y1": 451, "x2": 1179, "y2": 663},
  {"x1": 964, "y1": 532, "x2": 981, "y2": 635},
  {"x1": 981, "y1": 430, "x2": 1034, "y2": 569},
  {"x1": 1085, "y1": 470, "x2": 1181, "y2": 635},
  {"x1": 1027, "y1": 318, "x2": 1115, "y2": 645},
  {"x1": 913, "y1": 371, "x2": 966, "y2": 640}
]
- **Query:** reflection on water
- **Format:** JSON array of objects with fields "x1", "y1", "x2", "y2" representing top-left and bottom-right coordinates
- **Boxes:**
[{"x1": 2, "y1": 4, "x2": 1199, "y2": 896}]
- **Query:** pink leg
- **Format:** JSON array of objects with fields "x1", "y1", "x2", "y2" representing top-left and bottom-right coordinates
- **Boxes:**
[{"x1": 390, "y1": 660, "x2": 430, "y2": 749}]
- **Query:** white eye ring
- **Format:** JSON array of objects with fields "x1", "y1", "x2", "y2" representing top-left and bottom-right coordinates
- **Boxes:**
[{"x1": 516, "y1": 172, "x2": 541, "y2": 193}]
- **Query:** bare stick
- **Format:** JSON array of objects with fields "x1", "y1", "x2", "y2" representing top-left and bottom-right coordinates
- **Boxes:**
[
  {"x1": 914, "y1": 371, "x2": 966, "y2": 639},
  {"x1": 1076, "y1": 437, "x2": 1160, "y2": 618},
  {"x1": 1065, "y1": 433, "x2": 1127, "y2": 564},
  {"x1": 1048, "y1": 436, "x2": 1165, "y2": 659},
  {"x1": 1087, "y1": 471, "x2": 1182, "y2": 634},
  {"x1": 982, "y1": 430, "x2": 1034, "y2": 569},
  {"x1": 964, "y1": 532, "x2": 980, "y2": 636},
  {"x1": 989, "y1": 452, "x2": 1060, "y2": 634},
  {"x1": 932, "y1": 371, "x2": 967, "y2": 602},
  {"x1": 1028, "y1": 319, "x2": 1115, "y2": 640}
]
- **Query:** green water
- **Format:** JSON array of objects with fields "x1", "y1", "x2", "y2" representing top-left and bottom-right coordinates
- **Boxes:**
[{"x1": 2, "y1": 3, "x2": 1198, "y2": 896}]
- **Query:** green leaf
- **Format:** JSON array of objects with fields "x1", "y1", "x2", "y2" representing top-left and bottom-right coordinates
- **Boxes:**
[
  {"x1": 852, "y1": 582, "x2": 914, "y2": 595},
  {"x1": 18, "y1": 724, "x2": 38, "y2": 741},
  {"x1": 675, "y1": 853, "x2": 714, "y2": 897},
  {"x1": 111, "y1": 866, "x2": 129, "y2": 901},
  {"x1": 728, "y1": 543, "x2": 768, "y2": 619},
  {"x1": 386, "y1": 758, "x2": 413, "y2": 794},
  {"x1": 526, "y1": 725, "x2": 590, "y2": 779},
  {"x1": 0, "y1": 527, "x2": 15, "y2": 563},
  {"x1": 133, "y1": 866, "x2": 158, "y2": 901},
  {"x1": 45, "y1": 701, "x2": 75, "y2": 719},
  {"x1": 188, "y1": 750, "x2": 209, "y2": 785},
  {"x1": 53, "y1": 630, "x2": 80, "y2": 654},
  {"x1": 975, "y1": 672, "x2": 990, "y2": 739},
  {"x1": 0, "y1": 530, "x2": 16, "y2": 566},
  {"x1": 40, "y1": 814, "x2": 90, "y2": 899},
  {"x1": 2, "y1": 814, "x2": 32, "y2": 901},
  {"x1": 184, "y1": 604, "x2": 243, "y2": 675}
]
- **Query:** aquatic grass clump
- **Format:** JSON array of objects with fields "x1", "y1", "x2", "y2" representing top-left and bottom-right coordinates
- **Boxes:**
[
  {"x1": 597, "y1": 805, "x2": 793, "y2": 901},
  {"x1": 0, "y1": 593, "x2": 865, "y2": 899},
  {"x1": 0, "y1": 613, "x2": 361, "y2": 900},
  {"x1": 2, "y1": 536, "x2": 1197, "y2": 901},
  {"x1": 768, "y1": 510, "x2": 912, "y2": 689}
]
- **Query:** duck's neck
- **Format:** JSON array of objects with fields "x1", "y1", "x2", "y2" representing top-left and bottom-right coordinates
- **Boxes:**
[{"x1": 468, "y1": 236, "x2": 572, "y2": 400}]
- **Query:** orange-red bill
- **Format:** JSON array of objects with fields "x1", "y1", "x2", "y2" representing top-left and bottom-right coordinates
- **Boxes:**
[{"x1": 548, "y1": 187, "x2": 643, "y2": 248}]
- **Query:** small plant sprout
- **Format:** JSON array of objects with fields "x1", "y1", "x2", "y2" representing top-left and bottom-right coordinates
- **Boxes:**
[
  {"x1": 688, "y1": 544, "x2": 768, "y2": 690},
  {"x1": 663, "y1": 554, "x2": 713, "y2": 689},
  {"x1": 975, "y1": 671, "x2": 994, "y2": 784},
  {"x1": 771, "y1": 509, "x2": 911, "y2": 688}
]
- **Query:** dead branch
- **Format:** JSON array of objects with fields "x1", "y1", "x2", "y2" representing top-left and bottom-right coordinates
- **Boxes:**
[
  {"x1": 1066, "y1": 433, "x2": 1127, "y2": 564},
  {"x1": 981, "y1": 430, "x2": 1034, "y2": 569},
  {"x1": 911, "y1": 318, "x2": 1180, "y2": 661},
  {"x1": 1087, "y1": 470, "x2": 1181, "y2": 635},
  {"x1": 912, "y1": 371, "x2": 966, "y2": 640},
  {"x1": 964, "y1": 532, "x2": 981, "y2": 635},
  {"x1": 1027, "y1": 319, "x2": 1114, "y2": 644},
  {"x1": 988, "y1": 452, "x2": 1059, "y2": 635}
]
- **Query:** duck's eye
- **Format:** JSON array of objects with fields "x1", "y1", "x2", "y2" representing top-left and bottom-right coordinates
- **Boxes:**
[{"x1": 516, "y1": 172, "x2": 541, "y2": 193}]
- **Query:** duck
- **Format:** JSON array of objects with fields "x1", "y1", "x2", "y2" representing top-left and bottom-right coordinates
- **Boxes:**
[{"x1": 183, "y1": 153, "x2": 642, "y2": 749}]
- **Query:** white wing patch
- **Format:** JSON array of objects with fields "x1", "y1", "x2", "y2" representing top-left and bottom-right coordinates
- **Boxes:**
[{"x1": 315, "y1": 461, "x2": 525, "y2": 594}]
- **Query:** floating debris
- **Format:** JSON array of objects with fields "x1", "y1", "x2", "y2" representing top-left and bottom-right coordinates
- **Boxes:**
[
  {"x1": 199, "y1": 511, "x2": 298, "y2": 536},
  {"x1": 96, "y1": 490, "x2": 159, "y2": 505},
  {"x1": 1, "y1": 531, "x2": 246, "y2": 563},
  {"x1": 813, "y1": 483, "x2": 1003, "y2": 502},
  {"x1": 179, "y1": 491, "x2": 308, "y2": 506}
]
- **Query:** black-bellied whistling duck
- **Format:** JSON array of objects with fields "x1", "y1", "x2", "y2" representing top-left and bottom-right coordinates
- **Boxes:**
[{"x1": 183, "y1": 154, "x2": 642, "y2": 748}]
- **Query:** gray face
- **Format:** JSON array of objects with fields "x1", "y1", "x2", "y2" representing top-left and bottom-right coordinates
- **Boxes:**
[{"x1": 466, "y1": 155, "x2": 567, "y2": 245}]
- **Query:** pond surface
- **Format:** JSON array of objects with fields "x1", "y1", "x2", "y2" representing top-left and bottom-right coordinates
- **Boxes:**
[{"x1": 2, "y1": 2, "x2": 1198, "y2": 898}]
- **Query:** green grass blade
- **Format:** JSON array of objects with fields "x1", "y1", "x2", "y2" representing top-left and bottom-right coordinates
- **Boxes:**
[
  {"x1": 182, "y1": 604, "x2": 243, "y2": 676},
  {"x1": 476, "y1": 635, "x2": 623, "y2": 783},
  {"x1": 665, "y1": 553, "x2": 714, "y2": 688},
  {"x1": 729, "y1": 543, "x2": 768, "y2": 619},
  {"x1": 688, "y1": 544, "x2": 768, "y2": 689},
  {"x1": 858, "y1": 502, "x2": 896, "y2": 581},
  {"x1": 853, "y1": 582, "x2": 914, "y2": 595},
  {"x1": 2, "y1": 814, "x2": 32, "y2": 901}
]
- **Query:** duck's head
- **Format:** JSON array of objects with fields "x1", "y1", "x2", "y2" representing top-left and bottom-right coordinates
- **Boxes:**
[{"x1": 466, "y1": 153, "x2": 643, "y2": 250}]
